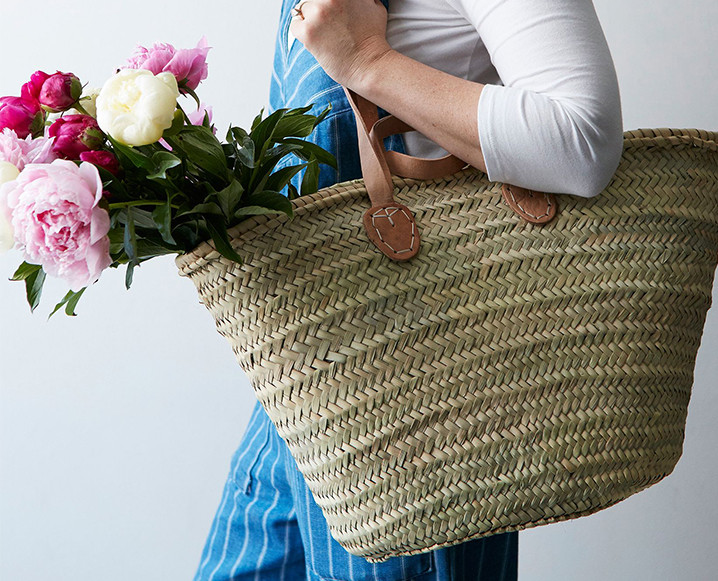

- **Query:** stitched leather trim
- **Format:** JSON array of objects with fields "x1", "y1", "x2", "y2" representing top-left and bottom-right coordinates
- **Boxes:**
[
  {"x1": 502, "y1": 184, "x2": 558, "y2": 224},
  {"x1": 363, "y1": 203, "x2": 420, "y2": 261}
]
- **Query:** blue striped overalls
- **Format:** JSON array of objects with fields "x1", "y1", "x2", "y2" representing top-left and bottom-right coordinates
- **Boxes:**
[{"x1": 193, "y1": 1, "x2": 519, "y2": 579}]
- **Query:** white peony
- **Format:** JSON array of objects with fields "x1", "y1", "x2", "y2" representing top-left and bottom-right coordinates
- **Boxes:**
[
  {"x1": 96, "y1": 69, "x2": 179, "y2": 146},
  {"x1": 0, "y1": 162, "x2": 19, "y2": 253},
  {"x1": 0, "y1": 161, "x2": 19, "y2": 185}
]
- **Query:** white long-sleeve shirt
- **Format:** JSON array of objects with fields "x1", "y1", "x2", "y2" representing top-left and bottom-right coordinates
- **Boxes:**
[{"x1": 384, "y1": 0, "x2": 624, "y2": 198}]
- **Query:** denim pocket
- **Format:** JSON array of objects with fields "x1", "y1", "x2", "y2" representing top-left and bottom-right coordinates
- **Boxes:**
[{"x1": 228, "y1": 404, "x2": 272, "y2": 495}]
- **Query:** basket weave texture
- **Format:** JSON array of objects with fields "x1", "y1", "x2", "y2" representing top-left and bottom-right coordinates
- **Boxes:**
[{"x1": 177, "y1": 128, "x2": 718, "y2": 562}]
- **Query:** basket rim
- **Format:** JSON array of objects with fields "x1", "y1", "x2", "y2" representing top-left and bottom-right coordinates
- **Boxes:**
[{"x1": 175, "y1": 127, "x2": 718, "y2": 271}]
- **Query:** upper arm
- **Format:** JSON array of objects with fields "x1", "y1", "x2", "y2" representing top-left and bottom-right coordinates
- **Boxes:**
[{"x1": 450, "y1": 0, "x2": 624, "y2": 197}]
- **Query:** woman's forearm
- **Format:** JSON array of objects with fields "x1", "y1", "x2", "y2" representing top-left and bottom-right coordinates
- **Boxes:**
[{"x1": 351, "y1": 42, "x2": 488, "y2": 173}]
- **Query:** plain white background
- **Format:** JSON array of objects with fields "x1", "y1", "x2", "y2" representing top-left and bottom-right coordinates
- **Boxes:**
[{"x1": 0, "y1": 1, "x2": 716, "y2": 579}]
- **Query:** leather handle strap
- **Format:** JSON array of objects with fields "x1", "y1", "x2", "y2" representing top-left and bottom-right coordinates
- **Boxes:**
[
  {"x1": 370, "y1": 115, "x2": 468, "y2": 180},
  {"x1": 344, "y1": 87, "x2": 396, "y2": 206},
  {"x1": 343, "y1": 88, "x2": 558, "y2": 262},
  {"x1": 344, "y1": 88, "x2": 472, "y2": 261},
  {"x1": 344, "y1": 88, "x2": 468, "y2": 194}
]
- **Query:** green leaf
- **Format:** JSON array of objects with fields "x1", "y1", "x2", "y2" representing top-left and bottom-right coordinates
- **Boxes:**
[
  {"x1": 182, "y1": 85, "x2": 202, "y2": 109},
  {"x1": 162, "y1": 109, "x2": 186, "y2": 138},
  {"x1": 271, "y1": 114, "x2": 318, "y2": 140},
  {"x1": 262, "y1": 162, "x2": 308, "y2": 194},
  {"x1": 124, "y1": 207, "x2": 139, "y2": 289},
  {"x1": 152, "y1": 197, "x2": 175, "y2": 244},
  {"x1": 227, "y1": 126, "x2": 248, "y2": 143},
  {"x1": 49, "y1": 288, "x2": 86, "y2": 318},
  {"x1": 125, "y1": 263, "x2": 135, "y2": 289},
  {"x1": 115, "y1": 207, "x2": 157, "y2": 229},
  {"x1": 108, "y1": 136, "x2": 153, "y2": 171},
  {"x1": 250, "y1": 108, "x2": 265, "y2": 133},
  {"x1": 25, "y1": 268, "x2": 46, "y2": 312},
  {"x1": 108, "y1": 227, "x2": 125, "y2": 255},
  {"x1": 235, "y1": 136, "x2": 256, "y2": 168},
  {"x1": 136, "y1": 239, "x2": 179, "y2": 257},
  {"x1": 313, "y1": 103, "x2": 332, "y2": 125},
  {"x1": 286, "y1": 183, "x2": 299, "y2": 201},
  {"x1": 244, "y1": 190, "x2": 294, "y2": 217},
  {"x1": 234, "y1": 205, "x2": 287, "y2": 218},
  {"x1": 282, "y1": 138, "x2": 337, "y2": 169},
  {"x1": 300, "y1": 157, "x2": 320, "y2": 196},
  {"x1": 216, "y1": 180, "x2": 244, "y2": 220},
  {"x1": 11, "y1": 261, "x2": 42, "y2": 281},
  {"x1": 177, "y1": 201, "x2": 224, "y2": 218},
  {"x1": 172, "y1": 125, "x2": 228, "y2": 182},
  {"x1": 10, "y1": 262, "x2": 45, "y2": 312},
  {"x1": 205, "y1": 216, "x2": 244, "y2": 264},
  {"x1": 264, "y1": 143, "x2": 304, "y2": 164},
  {"x1": 250, "y1": 108, "x2": 290, "y2": 153},
  {"x1": 148, "y1": 151, "x2": 181, "y2": 180}
]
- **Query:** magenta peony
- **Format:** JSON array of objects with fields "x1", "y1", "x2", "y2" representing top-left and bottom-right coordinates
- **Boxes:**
[
  {"x1": 0, "y1": 97, "x2": 44, "y2": 139},
  {"x1": 80, "y1": 150, "x2": 120, "y2": 175},
  {"x1": 22, "y1": 70, "x2": 83, "y2": 112},
  {"x1": 0, "y1": 128, "x2": 57, "y2": 170},
  {"x1": 2, "y1": 159, "x2": 112, "y2": 290},
  {"x1": 123, "y1": 37, "x2": 210, "y2": 92},
  {"x1": 48, "y1": 114, "x2": 104, "y2": 160}
]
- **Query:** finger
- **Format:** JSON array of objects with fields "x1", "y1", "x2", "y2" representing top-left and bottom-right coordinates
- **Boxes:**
[{"x1": 296, "y1": 0, "x2": 323, "y2": 21}]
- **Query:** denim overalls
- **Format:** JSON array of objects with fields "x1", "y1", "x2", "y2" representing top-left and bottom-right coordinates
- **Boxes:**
[{"x1": 193, "y1": 2, "x2": 519, "y2": 579}]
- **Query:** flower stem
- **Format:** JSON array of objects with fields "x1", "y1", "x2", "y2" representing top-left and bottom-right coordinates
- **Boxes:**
[{"x1": 109, "y1": 200, "x2": 180, "y2": 210}]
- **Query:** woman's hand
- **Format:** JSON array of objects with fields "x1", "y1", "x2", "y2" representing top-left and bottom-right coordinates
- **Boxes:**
[{"x1": 289, "y1": 0, "x2": 393, "y2": 88}]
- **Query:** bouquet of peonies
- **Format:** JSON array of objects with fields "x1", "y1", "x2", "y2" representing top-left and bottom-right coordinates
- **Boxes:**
[{"x1": 0, "y1": 38, "x2": 333, "y2": 315}]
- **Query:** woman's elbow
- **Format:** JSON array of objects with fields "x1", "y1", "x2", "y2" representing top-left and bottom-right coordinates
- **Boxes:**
[{"x1": 565, "y1": 107, "x2": 624, "y2": 199}]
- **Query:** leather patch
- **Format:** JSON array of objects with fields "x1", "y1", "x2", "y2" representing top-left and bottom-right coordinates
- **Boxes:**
[
  {"x1": 502, "y1": 184, "x2": 558, "y2": 224},
  {"x1": 363, "y1": 203, "x2": 420, "y2": 261}
]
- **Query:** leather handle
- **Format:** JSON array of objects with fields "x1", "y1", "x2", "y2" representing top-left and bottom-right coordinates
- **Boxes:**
[
  {"x1": 344, "y1": 88, "x2": 471, "y2": 261},
  {"x1": 344, "y1": 88, "x2": 468, "y2": 196},
  {"x1": 343, "y1": 89, "x2": 558, "y2": 262}
]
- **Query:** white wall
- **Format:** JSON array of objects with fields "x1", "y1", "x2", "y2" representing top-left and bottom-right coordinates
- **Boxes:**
[{"x1": 0, "y1": 1, "x2": 716, "y2": 579}]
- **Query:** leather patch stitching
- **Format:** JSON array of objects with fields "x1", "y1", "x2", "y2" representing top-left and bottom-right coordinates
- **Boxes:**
[
  {"x1": 506, "y1": 185, "x2": 553, "y2": 220},
  {"x1": 370, "y1": 206, "x2": 416, "y2": 254}
]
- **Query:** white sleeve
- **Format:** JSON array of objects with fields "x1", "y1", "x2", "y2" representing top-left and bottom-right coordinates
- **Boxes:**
[{"x1": 450, "y1": 0, "x2": 624, "y2": 198}]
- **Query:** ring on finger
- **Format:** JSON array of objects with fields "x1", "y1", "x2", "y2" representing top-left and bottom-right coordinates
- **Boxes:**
[{"x1": 291, "y1": 1, "x2": 308, "y2": 19}]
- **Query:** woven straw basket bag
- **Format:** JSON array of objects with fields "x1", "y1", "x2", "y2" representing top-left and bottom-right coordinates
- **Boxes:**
[{"x1": 177, "y1": 90, "x2": 718, "y2": 562}]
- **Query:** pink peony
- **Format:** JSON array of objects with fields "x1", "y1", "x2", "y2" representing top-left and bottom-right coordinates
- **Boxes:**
[
  {"x1": 0, "y1": 128, "x2": 57, "y2": 170},
  {"x1": 22, "y1": 70, "x2": 83, "y2": 112},
  {"x1": 3, "y1": 159, "x2": 112, "y2": 290},
  {"x1": 0, "y1": 96, "x2": 44, "y2": 139},
  {"x1": 123, "y1": 37, "x2": 210, "y2": 92},
  {"x1": 187, "y1": 102, "x2": 213, "y2": 128},
  {"x1": 79, "y1": 150, "x2": 120, "y2": 175},
  {"x1": 48, "y1": 114, "x2": 104, "y2": 160}
]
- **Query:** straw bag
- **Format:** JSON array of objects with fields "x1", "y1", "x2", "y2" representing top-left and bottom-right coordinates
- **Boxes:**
[{"x1": 177, "y1": 90, "x2": 718, "y2": 562}]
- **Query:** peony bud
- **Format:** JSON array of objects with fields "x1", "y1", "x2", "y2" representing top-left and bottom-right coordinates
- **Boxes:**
[
  {"x1": 80, "y1": 150, "x2": 120, "y2": 176},
  {"x1": 0, "y1": 97, "x2": 44, "y2": 139},
  {"x1": 48, "y1": 115, "x2": 104, "y2": 160},
  {"x1": 22, "y1": 71, "x2": 83, "y2": 113},
  {"x1": 96, "y1": 69, "x2": 179, "y2": 146}
]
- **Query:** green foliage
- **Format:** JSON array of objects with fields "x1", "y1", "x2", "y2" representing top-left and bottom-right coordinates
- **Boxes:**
[
  {"x1": 11, "y1": 262, "x2": 46, "y2": 312},
  {"x1": 16, "y1": 103, "x2": 334, "y2": 316}
]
